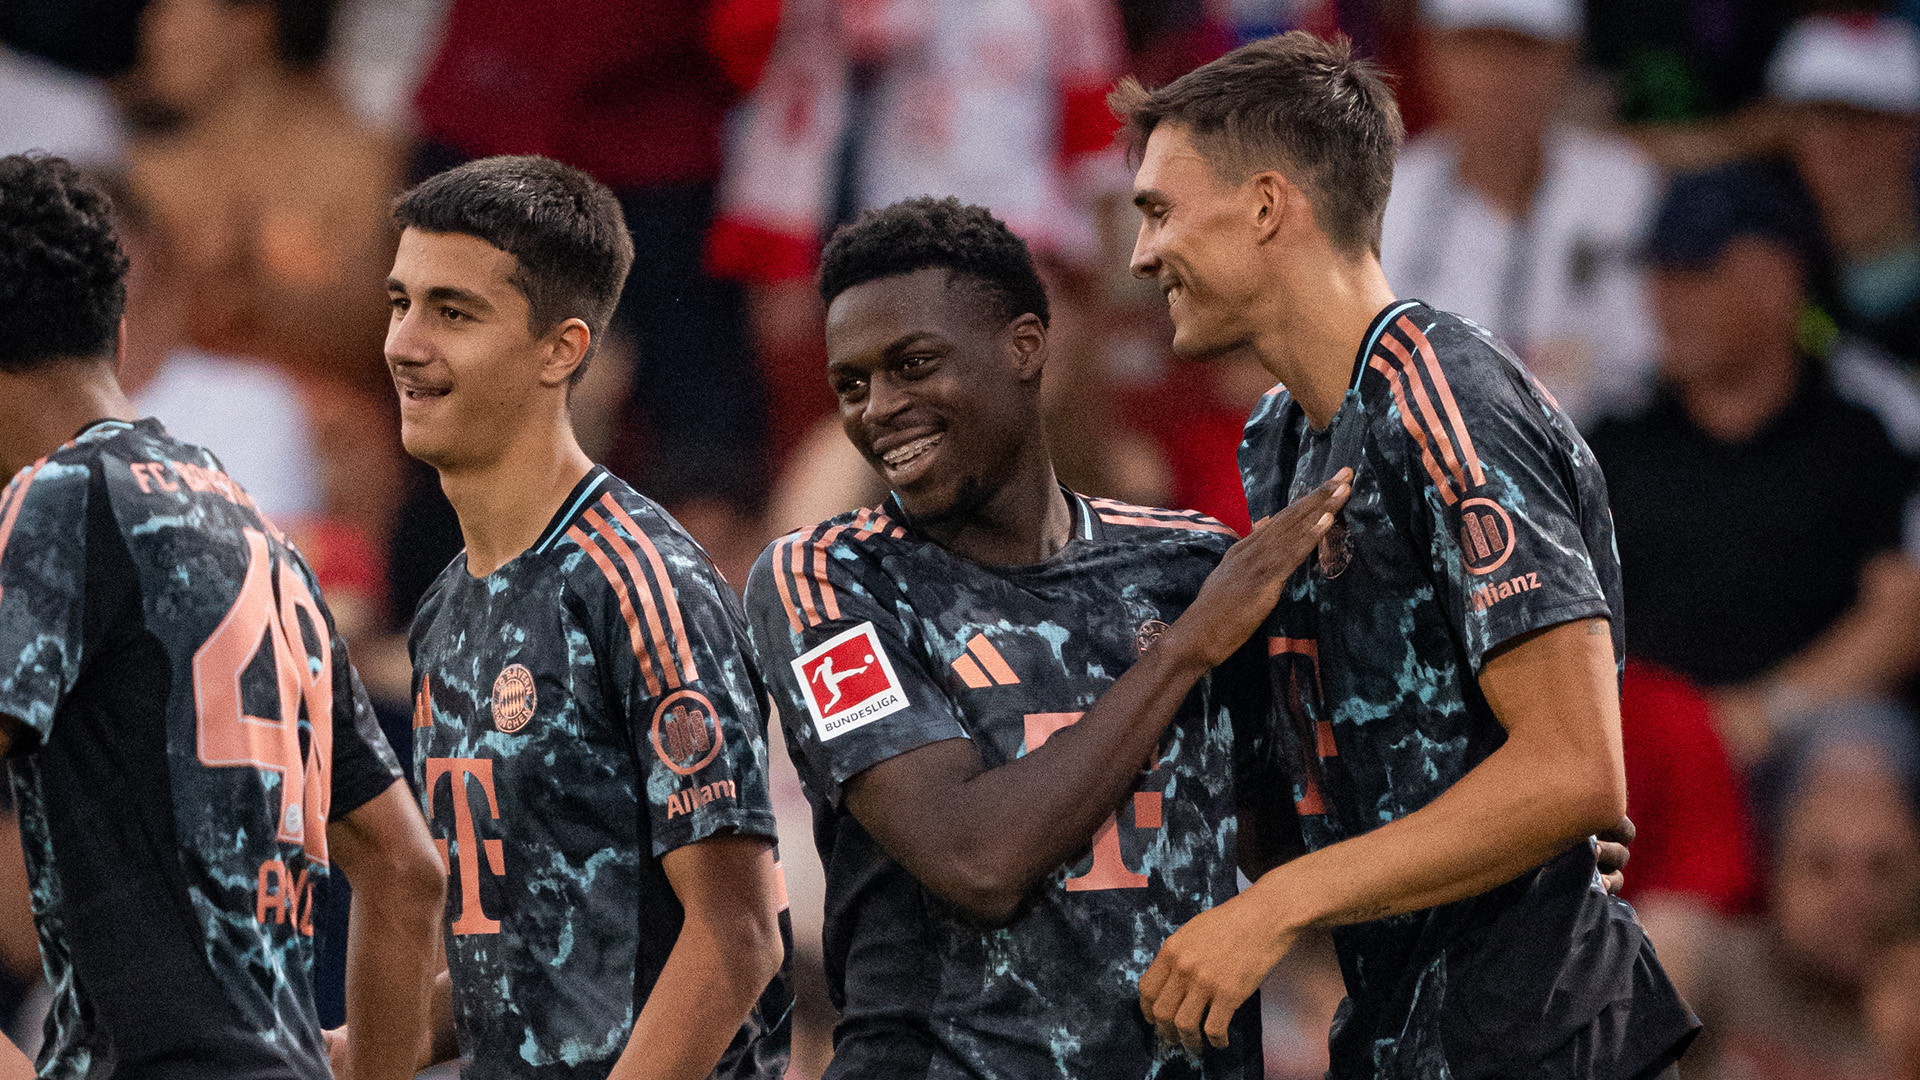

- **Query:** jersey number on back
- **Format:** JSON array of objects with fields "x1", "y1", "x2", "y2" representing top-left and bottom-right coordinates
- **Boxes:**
[{"x1": 192, "y1": 528, "x2": 335, "y2": 866}]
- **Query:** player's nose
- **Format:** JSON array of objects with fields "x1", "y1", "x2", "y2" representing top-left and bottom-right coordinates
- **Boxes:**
[{"x1": 1128, "y1": 224, "x2": 1160, "y2": 280}]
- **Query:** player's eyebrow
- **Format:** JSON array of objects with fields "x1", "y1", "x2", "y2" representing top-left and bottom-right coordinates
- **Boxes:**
[
  {"x1": 388, "y1": 280, "x2": 496, "y2": 314},
  {"x1": 827, "y1": 331, "x2": 943, "y2": 373}
]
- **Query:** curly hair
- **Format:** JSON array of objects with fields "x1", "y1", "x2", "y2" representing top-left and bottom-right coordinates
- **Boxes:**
[
  {"x1": 395, "y1": 155, "x2": 634, "y2": 382},
  {"x1": 0, "y1": 154, "x2": 128, "y2": 374},
  {"x1": 818, "y1": 197, "x2": 1050, "y2": 327}
]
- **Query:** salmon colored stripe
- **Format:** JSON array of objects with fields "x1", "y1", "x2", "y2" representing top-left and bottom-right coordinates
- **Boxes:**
[
  {"x1": 584, "y1": 510, "x2": 679, "y2": 690},
  {"x1": 413, "y1": 675, "x2": 434, "y2": 728},
  {"x1": 850, "y1": 508, "x2": 878, "y2": 540},
  {"x1": 808, "y1": 525, "x2": 847, "y2": 621},
  {"x1": 1316, "y1": 720, "x2": 1339, "y2": 758},
  {"x1": 1296, "y1": 774, "x2": 1327, "y2": 815},
  {"x1": 0, "y1": 461, "x2": 48, "y2": 608},
  {"x1": 1368, "y1": 357, "x2": 1458, "y2": 505},
  {"x1": 1088, "y1": 498, "x2": 1188, "y2": 519},
  {"x1": 951, "y1": 653, "x2": 991, "y2": 689},
  {"x1": 1400, "y1": 317, "x2": 1485, "y2": 487},
  {"x1": 1096, "y1": 512, "x2": 1237, "y2": 535},
  {"x1": 569, "y1": 525, "x2": 662, "y2": 696},
  {"x1": 770, "y1": 536, "x2": 803, "y2": 633},
  {"x1": 1379, "y1": 332, "x2": 1468, "y2": 493},
  {"x1": 601, "y1": 497, "x2": 700, "y2": 684},
  {"x1": 1268, "y1": 637, "x2": 1318, "y2": 658},
  {"x1": 789, "y1": 530, "x2": 820, "y2": 627},
  {"x1": 888, "y1": 526, "x2": 906, "y2": 538},
  {"x1": 966, "y1": 635, "x2": 1020, "y2": 685}
]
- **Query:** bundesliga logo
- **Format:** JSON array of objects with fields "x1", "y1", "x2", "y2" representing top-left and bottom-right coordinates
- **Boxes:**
[{"x1": 792, "y1": 622, "x2": 910, "y2": 741}]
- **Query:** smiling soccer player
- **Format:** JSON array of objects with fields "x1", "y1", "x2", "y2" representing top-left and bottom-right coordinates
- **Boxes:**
[
  {"x1": 381, "y1": 156, "x2": 791, "y2": 1080},
  {"x1": 1116, "y1": 34, "x2": 1697, "y2": 1080},
  {"x1": 744, "y1": 196, "x2": 1350, "y2": 1079}
]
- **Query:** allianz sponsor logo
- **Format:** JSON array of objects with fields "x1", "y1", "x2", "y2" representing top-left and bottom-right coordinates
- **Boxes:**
[{"x1": 1470, "y1": 570, "x2": 1541, "y2": 612}]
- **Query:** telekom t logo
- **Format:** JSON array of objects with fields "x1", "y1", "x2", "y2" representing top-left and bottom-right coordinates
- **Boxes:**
[{"x1": 426, "y1": 757, "x2": 505, "y2": 934}]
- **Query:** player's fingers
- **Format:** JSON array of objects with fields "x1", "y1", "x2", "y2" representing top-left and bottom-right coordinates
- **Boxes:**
[
  {"x1": 1598, "y1": 815, "x2": 1637, "y2": 845},
  {"x1": 1602, "y1": 868, "x2": 1626, "y2": 896},
  {"x1": 1173, "y1": 984, "x2": 1210, "y2": 1054},
  {"x1": 1594, "y1": 839, "x2": 1630, "y2": 875},
  {"x1": 1139, "y1": 953, "x2": 1172, "y2": 1019},
  {"x1": 1204, "y1": 995, "x2": 1236, "y2": 1049},
  {"x1": 1149, "y1": 980, "x2": 1187, "y2": 1047}
]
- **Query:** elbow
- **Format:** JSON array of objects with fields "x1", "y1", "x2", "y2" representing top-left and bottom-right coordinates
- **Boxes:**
[
  {"x1": 928, "y1": 852, "x2": 1030, "y2": 928},
  {"x1": 354, "y1": 842, "x2": 447, "y2": 917},
  {"x1": 1562, "y1": 766, "x2": 1629, "y2": 840}
]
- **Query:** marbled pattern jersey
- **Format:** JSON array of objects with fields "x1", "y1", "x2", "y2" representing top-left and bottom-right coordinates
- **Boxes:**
[
  {"x1": 0, "y1": 419, "x2": 404, "y2": 1078},
  {"x1": 410, "y1": 467, "x2": 790, "y2": 1080},
  {"x1": 1240, "y1": 302, "x2": 1696, "y2": 1079},
  {"x1": 745, "y1": 491, "x2": 1269, "y2": 1080}
]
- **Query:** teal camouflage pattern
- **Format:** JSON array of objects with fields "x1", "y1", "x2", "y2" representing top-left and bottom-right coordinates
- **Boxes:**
[
  {"x1": 744, "y1": 491, "x2": 1269, "y2": 1080},
  {"x1": 410, "y1": 467, "x2": 790, "y2": 1079},
  {"x1": 1239, "y1": 302, "x2": 1696, "y2": 1079},
  {"x1": 0, "y1": 418, "x2": 403, "y2": 1079}
]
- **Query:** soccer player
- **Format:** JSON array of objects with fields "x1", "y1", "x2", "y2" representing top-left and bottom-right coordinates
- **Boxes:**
[
  {"x1": 382, "y1": 156, "x2": 791, "y2": 1079},
  {"x1": 1115, "y1": 34, "x2": 1698, "y2": 1078},
  {"x1": 0, "y1": 154, "x2": 444, "y2": 1078},
  {"x1": 743, "y1": 196, "x2": 1350, "y2": 1078}
]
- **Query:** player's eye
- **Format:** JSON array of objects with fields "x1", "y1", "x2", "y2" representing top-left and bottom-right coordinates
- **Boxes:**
[
  {"x1": 440, "y1": 306, "x2": 468, "y2": 323},
  {"x1": 897, "y1": 353, "x2": 936, "y2": 377},
  {"x1": 832, "y1": 373, "x2": 868, "y2": 399},
  {"x1": 388, "y1": 296, "x2": 409, "y2": 314}
]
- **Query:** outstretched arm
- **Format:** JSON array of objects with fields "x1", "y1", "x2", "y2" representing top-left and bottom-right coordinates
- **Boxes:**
[
  {"x1": 847, "y1": 474, "x2": 1350, "y2": 925},
  {"x1": 607, "y1": 834, "x2": 785, "y2": 1080},
  {"x1": 1142, "y1": 616, "x2": 1626, "y2": 1049},
  {"x1": 329, "y1": 780, "x2": 447, "y2": 1080}
]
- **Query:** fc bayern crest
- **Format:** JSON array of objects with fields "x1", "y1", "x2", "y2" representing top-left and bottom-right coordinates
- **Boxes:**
[
  {"x1": 492, "y1": 664, "x2": 537, "y2": 733},
  {"x1": 1133, "y1": 619, "x2": 1170, "y2": 657},
  {"x1": 1317, "y1": 518, "x2": 1352, "y2": 578},
  {"x1": 652, "y1": 689, "x2": 725, "y2": 775}
]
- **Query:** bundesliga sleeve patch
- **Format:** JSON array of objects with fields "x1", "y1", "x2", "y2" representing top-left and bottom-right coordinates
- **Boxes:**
[{"x1": 792, "y1": 622, "x2": 910, "y2": 741}]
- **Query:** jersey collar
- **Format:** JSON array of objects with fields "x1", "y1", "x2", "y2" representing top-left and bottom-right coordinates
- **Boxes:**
[{"x1": 531, "y1": 466, "x2": 612, "y2": 556}]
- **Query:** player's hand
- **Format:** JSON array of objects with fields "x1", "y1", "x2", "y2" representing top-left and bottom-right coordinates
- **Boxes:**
[
  {"x1": 1166, "y1": 469, "x2": 1351, "y2": 668},
  {"x1": 324, "y1": 1024, "x2": 350, "y2": 1080},
  {"x1": 1596, "y1": 816, "x2": 1634, "y2": 897},
  {"x1": 1140, "y1": 893, "x2": 1298, "y2": 1053}
]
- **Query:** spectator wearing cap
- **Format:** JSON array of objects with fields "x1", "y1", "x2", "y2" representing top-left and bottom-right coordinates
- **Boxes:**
[
  {"x1": 1586, "y1": 160, "x2": 1920, "y2": 764},
  {"x1": 1768, "y1": 13, "x2": 1920, "y2": 370},
  {"x1": 1379, "y1": 0, "x2": 1663, "y2": 427},
  {"x1": 1683, "y1": 705, "x2": 1920, "y2": 1080}
]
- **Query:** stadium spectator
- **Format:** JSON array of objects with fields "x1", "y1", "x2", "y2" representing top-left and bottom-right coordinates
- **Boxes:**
[
  {"x1": 1867, "y1": 932, "x2": 1920, "y2": 1080},
  {"x1": 125, "y1": 0, "x2": 400, "y2": 392},
  {"x1": 1584, "y1": 0, "x2": 1795, "y2": 127},
  {"x1": 1685, "y1": 704, "x2": 1920, "y2": 1080},
  {"x1": 1586, "y1": 160, "x2": 1920, "y2": 762},
  {"x1": 1617, "y1": 662, "x2": 1759, "y2": 1001},
  {"x1": 1768, "y1": 13, "x2": 1920, "y2": 371},
  {"x1": 410, "y1": 0, "x2": 777, "y2": 528},
  {"x1": 1379, "y1": 0, "x2": 1663, "y2": 427}
]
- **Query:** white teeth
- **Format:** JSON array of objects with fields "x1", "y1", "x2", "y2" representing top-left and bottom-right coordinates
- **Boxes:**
[{"x1": 882, "y1": 434, "x2": 942, "y2": 468}]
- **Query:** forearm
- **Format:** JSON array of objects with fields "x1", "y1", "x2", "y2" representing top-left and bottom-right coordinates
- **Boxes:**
[
  {"x1": 345, "y1": 884, "x2": 442, "y2": 1080},
  {"x1": 607, "y1": 914, "x2": 780, "y2": 1080},
  {"x1": 1244, "y1": 731, "x2": 1620, "y2": 933},
  {"x1": 898, "y1": 636, "x2": 1213, "y2": 909}
]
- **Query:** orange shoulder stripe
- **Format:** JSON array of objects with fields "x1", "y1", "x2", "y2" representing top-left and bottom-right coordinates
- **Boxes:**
[
  {"x1": 769, "y1": 534, "x2": 804, "y2": 634},
  {"x1": 1096, "y1": 511, "x2": 1237, "y2": 536},
  {"x1": 1368, "y1": 356, "x2": 1458, "y2": 505},
  {"x1": 583, "y1": 509, "x2": 682, "y2": 690},
  {"x1": 808, "y1": 525, "x2": 848, "y2": 622},
  {"x1": 599, "y1": 495, "x2": 700, "y2": 684},
  {"x1": 1379, "y1": 330, "x2": 1469, "y2": 494},
  {"x1": 1399, "y1": 316, "x2": 1485, "y2": 487},
  {"x1": 568, "y1": 524, "x2": 664, "y2": 696}
]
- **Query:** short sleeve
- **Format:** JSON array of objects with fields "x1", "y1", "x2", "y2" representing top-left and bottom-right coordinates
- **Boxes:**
[
  {"x1": 744, "y1": 528, "x2": 968, "y2": 807},
  {"x1": 572, "y1": 505, "x2": 780, "y2": 858},
  {"x1": 0, "y1": 459, "x2": 93, "y2": 746},
  {"x1": 1398, "y1": 347, "x2": 1612, "y2": 671},
  {"x1": 326, "y1": 634, "x2": 407, "y2": 820}
]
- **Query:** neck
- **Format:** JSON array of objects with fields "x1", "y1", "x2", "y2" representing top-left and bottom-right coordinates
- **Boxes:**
[
  {"x1": 1677, "y1": 344, "x2": 1800, "y2": 444},
  {"x1": 1246, "y1": 254, "x2": 1401, "y2": 429},
  {"x1": 0, "y1": 360, "x2": 141, "y2": 475},
  {"x1": 1454, "y1": 134, "x2": 1545, "y2": 219},
  {"x1": 904, "y1": 438, "x2": 1073, "y2": 567},
  {"x1": 437, "y1": 415, "x2": 596, "y2": 577}
]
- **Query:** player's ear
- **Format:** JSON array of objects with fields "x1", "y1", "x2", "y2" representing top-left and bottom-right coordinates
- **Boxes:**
[
  {"x1": 1006, "y1": 312, "x2": 1047, "y2": 384},
  {"x1": 1250, "y1": 171, "x2": 1289, "y2": 244},
  {"x1": 540, "y1": 319, "x2": 593, "y2": 388}
]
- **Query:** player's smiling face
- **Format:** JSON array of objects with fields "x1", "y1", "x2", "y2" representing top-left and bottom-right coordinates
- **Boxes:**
[
  {"x1": 825, "y1": 267, "x2": 1043, "y2": 523},
  {"x1": 1129, "y1": 123, "x2": 1270, "y2": 359},
  {"x1": 384, "y1": 229, "x2": 566, "y2": 470}
]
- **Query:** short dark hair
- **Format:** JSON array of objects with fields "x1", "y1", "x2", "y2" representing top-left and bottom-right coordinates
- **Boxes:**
[
  {"x1": 1109, "y1": 32, "x2": 1404, "y2": 256},
  {"x1": 234, "y1": 0, "x2": 335, "y2": 70},
  {"x1": 818, "y1": 196, "x2": 1050, "y2": 327},
  {"x1": 0, "y1": 153, "x2": 129, "y2": 373},
  {"x1": 394, "y1": 155, "x2": 634, "y2": 380}
]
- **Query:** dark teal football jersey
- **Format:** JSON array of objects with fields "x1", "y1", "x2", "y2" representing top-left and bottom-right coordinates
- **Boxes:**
[
  {"x1": 1239, "y1": 301, "x2": 1697, "y2": 1079},
  {"x1": 0, "y1": 418, "x2": 404, "y2": 1079},
  {"x1": 409, "y1": 467, "x2": 790, "y2": 1080},
  {"x1": 744, "y1": 492, "x2": 1269, "y2": 1080}
]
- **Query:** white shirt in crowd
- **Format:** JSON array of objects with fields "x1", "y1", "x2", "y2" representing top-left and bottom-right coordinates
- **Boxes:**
[
  {"x1": 134, "y1": 350, "x2": 323, "y2": 522},
  {"x1": 1381, "y1": 124, "x2": 1663, "y2": 428}
]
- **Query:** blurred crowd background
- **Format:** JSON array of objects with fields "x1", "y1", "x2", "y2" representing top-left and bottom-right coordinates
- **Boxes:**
[{"x1": 6, "y1": 0, "x2": 1920, "y2": 1076}]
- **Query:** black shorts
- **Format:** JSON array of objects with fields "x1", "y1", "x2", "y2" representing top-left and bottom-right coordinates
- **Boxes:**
[{"x1": 1515, "y1": 997, "x2": 1696, "y2": 1080}]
